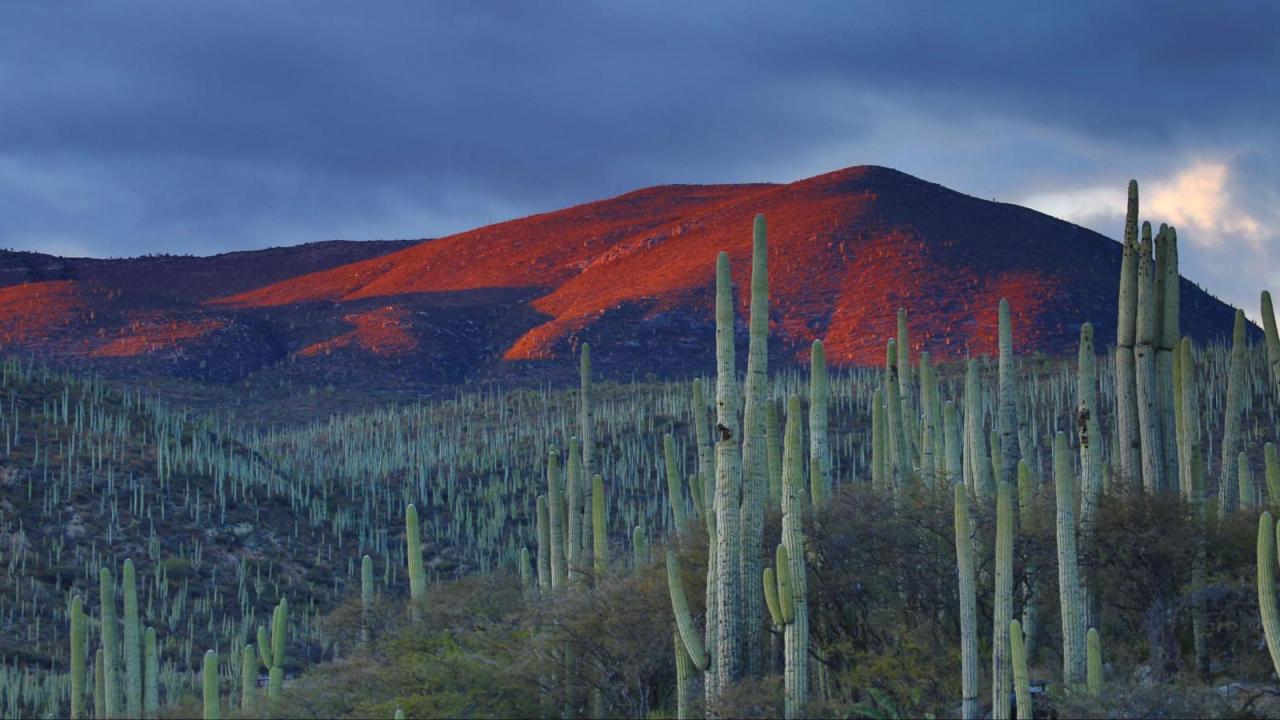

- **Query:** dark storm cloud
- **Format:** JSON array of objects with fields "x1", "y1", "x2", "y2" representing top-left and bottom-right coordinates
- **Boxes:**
[{"x1": 0, "y1": 0, "x2": 1276, "y2": 283}]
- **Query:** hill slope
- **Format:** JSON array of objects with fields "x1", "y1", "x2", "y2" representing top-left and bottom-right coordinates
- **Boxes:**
[{"x1": 0, "y1": 167, "x2": 1245, "y2": 389}]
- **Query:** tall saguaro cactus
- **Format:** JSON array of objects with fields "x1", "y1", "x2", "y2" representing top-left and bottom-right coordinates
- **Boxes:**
[
  {"x1": 1157, "y1": 227, "x2": 1180, "y2": 486},
  {"x1": 122, "y1": 559, "x2": 142, "y2": 718},
  {"x1": 993, "y1": 481, "x2": 1014, "y2": 720},
  {"x1": 99, "y1": 567, "x2": 121, "y2": 719},
  {"x1": 580, "y1": 343, "x2": 594, "y2": 565},
  {"x1": 1256, "y1": 511, "x2": 1280, "y2": 679},
  {"x1": 1135, "y1": 221, "x2": 1165, "y2": 492},
  {"x1": 1116, "y1": 179, "x2": 1142, "y2": 489},
  {"x1": 713, "y1": 250, "x2": 743, "y2": 692},
  {"x1": 886, "y1": 340, "x2": 912, "y2": 495},
  {"x1": 406, "y1": 504, "x2": 426, "y2": 602},
  {"x1": 1054, "y1": 432, "x2": 1086, "y2": 687},
  {"x1": 547, "y1": 448, "x2": 567, "y2": 589},
  {"x1": 740, "y1": 213, "x2": 770, "y2": 676},
  {"x1": 1077, "y1": 324, "x2": 1103, "y2": 632},
  {"x1": 202, "y1": 649, "x2": 219, "y2": 720},
  {"x1": 1219, "y1": 309, "x2": 1246, "y2": 515},
  {"x1": 810, "y1": 340, "x2": 830, "y2": 507},
  {"x1": 70, "y1": 595, "x2": 86, "y2": 719},
  {"x1": 954, "y1": 482, "x2": 978, "y2": 720},
  {"x1": 996, "y1": 299, "x2": 1019, "y2": 489},
  {"x1": 1262, "y1": 291, "x2": 1280, "y2": 397},
  {"x1": 779, "y1": 395, "x2": 809, "y2": 718}
]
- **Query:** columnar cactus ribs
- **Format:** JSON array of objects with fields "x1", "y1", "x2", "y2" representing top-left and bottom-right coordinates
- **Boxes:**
[
  {"x1": 993, "y1": 480, "x2": 1014, "y2": 720},
  {"x1": 1116, "y1": 180, "x2": 1142, "y2": 488},
  {"x1": 712, "y1": 250, "x2": 743, "y2": 691},
  {"x1": 406, "y1": 503, "x2": 426, "y2": 600},
  {"x1": 740, "y1": 213, "x2": 770, "y2": 676},
  {"x1": 780, "y1": 394, "x2": 809, "y2": 719},
  {"x1": 1257, "y1": 512, "x2": 1280, "y2": 679},
  {"x1": 70, "y1": 595, "x2": 86, "y2": 720},
  {"x1": 1054, "y1": 431, "x2": 1086, "y2": 686},
  {"x1": 954, "y1": 482, "x2": 978, "y2": 720}
]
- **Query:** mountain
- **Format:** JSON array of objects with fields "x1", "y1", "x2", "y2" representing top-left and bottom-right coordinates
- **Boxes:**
[{"x1": 0, "y1": 166, "x2": 1246, "y2": 391}]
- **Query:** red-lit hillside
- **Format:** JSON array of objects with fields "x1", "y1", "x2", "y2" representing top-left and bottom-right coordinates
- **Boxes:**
[{"x1": 0, "y1": 166, "x2": 1247, "y2": 388}]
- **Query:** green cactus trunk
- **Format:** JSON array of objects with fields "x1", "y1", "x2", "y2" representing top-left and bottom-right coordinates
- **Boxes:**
[
  {"x1": 712, "y1": 251, "x2": 743, "y2": 692},
  {"x1": 406, "y1": 504, "x2": 426, "y2": 602},
  {"x1": 919, "y1": 352, "x2": 938, "y2": 486},
  {"x1": 242, "y1": 645, "x2": 257, "y2": 715},
  {"x1": 993, "y1": 481, "x2": 1014, "y2": 720},
  {"x1": 202, "y1": 650, "x2": 220, "y2": 720},
  {"x1": 997, "y1": 299, "x2": 1019, "y2": 490},
  {"x1": 1115, "y1": 180, "x2": 1142, "y2": 489},
  {"x1": 99, "y1": 567, "x2": 121, "y2": 719},
  {"x1": 964, "y1": 359, "x2": 994, "y2": 501},
  {"x1": 897, "y1": 309, "x2": 919, "y2": 465},
  {"x1": 592, "y1": 475, "x2": 608, "y2": 578},
  {"x1": 1135, "y1": 222, "x2": 1164, "y2": 492},
  {"x1": 122, "y1": 559, "x2": 142, "y2": 718},
  {"x1": 780, "y1": 395, "x2": 809, "y2": 719},
  {"x1": 1262, "y1": 291, "x2": 1280, "y2": 397},
  {"x1": 886, "y1": 340, "x2": 913, "y2": 496},
  {"x1": 1256, "y1": 512, "x2": 1280, "y2": 679},
  {"x1": 809, "y1": 340, "x2": 830, "y2": 508},
  {"x1": 1219, "y1": 309, "x2": 1246, "y2": 515},
  {"x1": 580, "y1": 344, "x2": 594, "y2": 569},
  {"x1": 1077, "y1": 323, "x2": 1103, "y2": 633},
  {"x1": 1157, "y1": 227, "x2": 1180, "y2": 488},
  {"x1": 1266, "y1": 444, "x2": 1280, "y2": 503},
  {"x1": 943, "y1": 402, "x2": 962, "y2": 484},
  {"x1": 70, "y1": 595, "x2": 86, "y2": 719},
  {"x1": 362, "y1": 554, "x2": 374, "y2": 645},
  {"x1": 767, "y1": 401, "x2": 783, "y2": 506},
  {"x1": 1086, "y1": 628, "x2": 1103, "y2": 696},
  {"x1": 665, "y1": 434, "x2": 687, "y2": 534},
  {"x1": 1240, "y1": 452, "x2": 1256, "y2": 509},
  {"x1": 1010, "y1": 619, "x2": 1031, "y2": 720},
  {"x1": 954, "y1": 482, "x2": 978, "y2": 720},
  {"x1": 143, "y1": 627, "x2": 158, "y2": 718},
  {"x1": 536, "y1": 495, "x2": 551, "y2": 590},
  {"x1": 871, "y1": 388, "x2": 886, "y2": 490},
  {"x1": 547, "y1": 449, "x2": 567, "y2": 589},
  {"x1": 740, "y1": 214, "x2": 770, "y2": 677},
  {"x1": 674, "y1": 629, "x2": 694, "y2": 720},
  {"x1": 94, "y1": 649, "x2": 105, "y2": 720},
  {"x1": 1054, "y1": 431, "x2": 1086, "y2": 687},
  {"x1": 567, "y1": 436, "x2": 583, "y2": 586}
]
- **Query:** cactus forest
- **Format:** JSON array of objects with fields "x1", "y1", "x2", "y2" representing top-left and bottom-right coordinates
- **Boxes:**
[{"x1": 6, "y1": 179, "x2": 1280, "y2": 720}]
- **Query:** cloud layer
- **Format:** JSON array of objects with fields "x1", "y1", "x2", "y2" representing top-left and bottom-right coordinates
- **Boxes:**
[{"x1": 0, "y1": 1, "x2": 1276, "y2": 314}]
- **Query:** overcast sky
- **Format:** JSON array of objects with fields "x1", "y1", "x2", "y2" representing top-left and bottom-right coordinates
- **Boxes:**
[{"x1": 1, "y1": 1, "x2": 1276, "y2": 315}]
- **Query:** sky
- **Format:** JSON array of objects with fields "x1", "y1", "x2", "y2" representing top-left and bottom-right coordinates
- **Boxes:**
[{"x1": 1, "y1": 1, "x2": 1276, "y2": 316}]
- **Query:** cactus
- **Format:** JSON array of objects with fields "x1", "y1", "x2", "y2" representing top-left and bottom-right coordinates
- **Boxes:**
[
  {"x1": 666, "y1": 550, "x2": 710, "y2": 672},
  {"x1": 1054, "y1": 431, "x2": 1087, "y2": 687},
  {"x1": 665, "y1": 434, "x2": 687, "y2": 533},
  {"x1": 580, "y1": 343, "x2": 594, "y2": 564},
  {"x1": 810, "y1": 339, "x2": 830, "y2": 508},
  {"x1": 780, "y1": 394, "x2": 809, "y2": 719},
  {"x1": 1240, "y1": 452, "x2": 1256, "y2": 510},
  {"x1": 674, "y1": 628, "x2": 694, "y2": 720},
  {"x1": 943, "y1": 401, "x2": 962, "y2": 483},
  {"x1": 258, "y1": 598, "x2": 288, "y2": 701},
  {"x1": 547, "y1": 448, "x2": 569, "y2": 588},
  {"x1": 1010, "y1": 619, "x2": 1031, "y2": 720},
  {"x1": 997, "y1": 299, "x2": 1018, "y2": 489},
  {"x1": 202, "y1": 649, "x2": 220, "y2": 720},
  {"x1": 692, "y1": 378, "x2": 716, "y2": 520},
  {"x1": 70, "y1": 595, "x2": 86, "y2": 719},
  {"x1": 536, "y1": 495, "x2": 550, "y2": 590},
  {"x1": 242, "y1": 644, "x2": 257, "y2": 714},
  {"x1": 1116, "y1": 179, "x2": 1142, "y2": 489},
  {"x1": 567, "y1": 436, "x2": 583, "y2": 585},
  {"x1": 886, "y1": 340, "x2": 913, "y2": 495},
  {"x1": 592, "y1": 475, "x2": 608, "y2": 577},
  {"x1": 919, "y1": 352, "x2": 938, "y2": 485},
  {"x1": 954, "y1": 482, "x2": 978, "y2": 720},
  {"x1": 767, "y1": 401, "x2": 783, "y2": 505},
  {"x1": 993, "y1": 481, "x2": 1013, "y2": 720},
  {"x1": 1266, "y1": 444, "x2": 1280, "y2": 504},
  {"x1": 740, "y1": 213, "x2": 770, "y2": 676},
  {"x1": 1086, "y1": 628, "x2": 1103, "y2": 696},
  {"x1": 633, "y1": 525, "x2": 649, "y2": 567},
  {"x1": 712, "y1": 250, "x2": 743, "y2": 692},
  {"x1": 406, "y1": 503, "x2": 426, "y2": 601},
  {"x1": 1219, "y1": 309, "x2": 1246, "y2": 515},
  {"x1": 362, "y1": 554, "x2": 374, "y2": 644},
  {"x1": 1157, "y1": 226, "x2": 1180, "y2": 488},
  {"x1": 964, "y1": 359, "x2": 994, "y2": 501},
  {"x1": 100, "y1": 566, "x2": 121, "y2": 718},
  {"x1": 1135, "y1": 222, "x2": 1165, "y2": 492},
  {"x1": 395, "y1": 709, "x2": 405, "y2": 720},
  {"x1": 897, "y1": 308, "x2": 919, "y2": 464},
  {"x1": 143, "y1": 627, "x2": 158, "y2": 718},
  {"x1": 94, "y1": 648, "x2": 105, "y2": 720},
  {"x1": 871, "y1": 388, "x2": 886, "y2": 489},
  {"x1": 1016, "y1": 460, "x2": 1040, "y2": 662},
  {"x1": 122, "y1": 559, "x2": 142, "y2": 718},
  {"x1": 1077, "y1": 323, "x2": 1103, "y2": 632},
  {"x1": 1263, "y1": 291, "x2": 1280, "y2": 396},
  {"x1": 1257, "y1": 512, "x2": 1280, "y2": 679}
]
